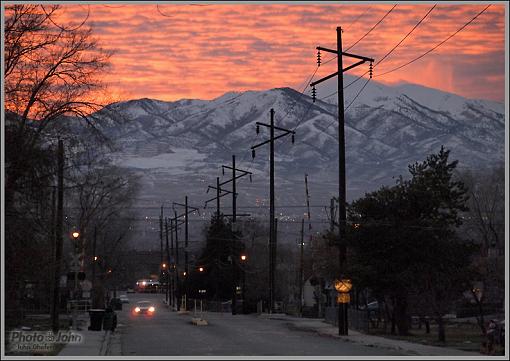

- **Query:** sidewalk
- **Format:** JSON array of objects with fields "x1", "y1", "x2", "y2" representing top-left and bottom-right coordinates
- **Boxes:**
[
  {"x1": 259, "y1": 313, "x2": 482, "y2": 356},
  {"x1": 58, "y1": 313, "x2": 112, "y2": 356}
]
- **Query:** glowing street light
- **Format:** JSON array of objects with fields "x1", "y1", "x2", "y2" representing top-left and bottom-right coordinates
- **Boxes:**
[
  {"x1": 198, "y1": 267, "x2": 204, "y2": 272},
  {"x1": 72, "y1": 231, "x2": 80, "y2": 239},
  {"x1": 240, "y1": 255, "x2": 247, "y2": 261}
]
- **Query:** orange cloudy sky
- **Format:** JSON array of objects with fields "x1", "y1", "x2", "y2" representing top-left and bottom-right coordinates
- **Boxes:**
[{"x1": 51, "y1": 2, "x2": 505, "y2": 103}]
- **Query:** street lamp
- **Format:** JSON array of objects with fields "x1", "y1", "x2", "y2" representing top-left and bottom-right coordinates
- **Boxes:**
[
  {"x1": 334, "y1": 278, "x2": 352, "y2": 335},
  {"x1": 240, "y1": 255, "x2": 247, "y2": 314},
  {"x1": 70, "y1": 230, "x2": 80, "y2": 331},
  {"x1": 198, "y1": 267, "x2": 204, "y2": 272}
]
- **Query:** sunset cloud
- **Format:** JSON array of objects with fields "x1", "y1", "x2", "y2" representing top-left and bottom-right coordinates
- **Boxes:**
[{"x1": 48, "y1": 3, "x2": 505, "y2": 103}]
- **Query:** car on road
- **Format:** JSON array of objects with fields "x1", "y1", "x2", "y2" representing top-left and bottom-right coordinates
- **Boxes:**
[
  {"x1": 119, "y1": 294, "x2": 129, "y2": 303},
  {"x1": 133, "y1": 300, "x2": 156, "y2": 315},
  {"x1": 126, "y1": 288, "x2": 135, "y2": 293}
]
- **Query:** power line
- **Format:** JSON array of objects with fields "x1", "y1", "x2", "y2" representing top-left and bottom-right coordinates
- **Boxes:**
[
  {"x1": 343, "y1": 6, "x2": 373, "y2": 32},
  {"x1": 375, "y1": 4, "x2": 491, "y2": 78},
  {"x1": 344, "y1": 77, "x2": 371, "y2": 113},
  {"x1": 374, "y1": 4, "x2": 436, "y2": 68},
  {"x1": 344, "y1": 5, "x2": 397, "y2": 52},
  {"x1": 40, "y1": 4, "x2": 90, "y2": 32},
  {"x1": 316, "y1": 5, "x2": 437, "y2": 105}
]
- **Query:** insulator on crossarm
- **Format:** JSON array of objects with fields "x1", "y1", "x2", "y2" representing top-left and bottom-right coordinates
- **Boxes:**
[
  {"x1": 256, "y1": 124, "x2": 260, "y2": 134},
  {"x1": 252, "y1": 149, "x2": 256, "y2": 159},
  {"x1": 312, "y1": 86, "x2": 316, "y2": 103},
  {"x1": 291, "y1": 134, "x2": 295, "y2": 144},
  {"x1": 222, "y1": 167, "x2": 225, "y2": 175},
  {"x1": 249, "y1": 174, "x2": 252, "y2": 183},
  {"x1": 369, "y1": 62, "x2": 373, "y2": 79},
  {"x1": 317, "y1": 50, "x2": 321, "y2": 67}
]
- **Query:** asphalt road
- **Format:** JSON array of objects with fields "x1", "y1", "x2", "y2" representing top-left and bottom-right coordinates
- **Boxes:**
[{"x1": 115, "y1": 293, "x2": 403, "y2": 356}]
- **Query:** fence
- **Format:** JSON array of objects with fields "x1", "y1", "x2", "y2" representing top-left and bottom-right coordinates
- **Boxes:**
[
  {"x1": 325, "y1": 306, "x2": 373, "y2": 333},
  {"x1": 66, "y1": 299, "x2": 91, "y2": 313}
]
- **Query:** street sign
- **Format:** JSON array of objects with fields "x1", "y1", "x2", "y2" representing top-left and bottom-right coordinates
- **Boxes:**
[{"x1": 336, "y1": 293, "x2": 350, "y2": 304}]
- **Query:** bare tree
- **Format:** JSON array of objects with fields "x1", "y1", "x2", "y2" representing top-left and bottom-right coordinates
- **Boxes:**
[
  {"x1": 5, "y1": 4, "x2": 113, "y2": 208},
  {"x1": 457, "y1": 166, "x2": 505, "y2": 335}
]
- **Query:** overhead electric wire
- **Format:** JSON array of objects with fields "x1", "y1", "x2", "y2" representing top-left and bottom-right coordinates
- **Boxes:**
[
  {"x1": 374, "y1": 4, "x2": 436, "y2": 68},
  {"x1": 343, "y1": 6, "x2": 373, "y2": 32},
  {"x1": 375, "y1": 4, "x2": 491, "y2": 78},
  {"x1": 344, "y1": 4, "x2": 397, "y2": 52},
  {"x1": 40, "y1": 4, "x2": 90, "y2": 32},
  {"x1": 316, "y1": 4, "x2": 437, "y2": 103}
]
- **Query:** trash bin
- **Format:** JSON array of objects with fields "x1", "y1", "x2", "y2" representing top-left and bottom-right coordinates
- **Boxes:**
[
  {"x1": 103, "y1": 307, "x2": 117, "y2": 331},
  {"x1": 88, "y1": 309, "x2": 105, "y2": 331}
]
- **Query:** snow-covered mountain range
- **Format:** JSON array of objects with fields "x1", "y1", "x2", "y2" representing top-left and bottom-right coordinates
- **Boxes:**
[
  {"x1": 78, "y1": 74, "x2": 505, "y2": 248},
  {"x1": 94, "y1": 74, "x2": 504, "y2": 215}
]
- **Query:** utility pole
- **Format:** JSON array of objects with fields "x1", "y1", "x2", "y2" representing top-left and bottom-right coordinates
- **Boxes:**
[
  {"x1": 91, "y1": 226, "x2": 97, "y2": 305},
  {"x1": 160, "y1": 206, "x2": 164, "y2": 273},
  {"x1": 174, "y1": 211, "x2": 180, "y2": 311},
  {"x1": 222, "y1": 155, "x2": 252, "y2": 315},
  {"x1": 170, "y1": 217, "x2": 175, "y2": 309},
  {"x1": 330, "y1": 198, "x2": 336, "y2": 233},
  {"x1": 205, "y1": 156, "x2": 252, "y2": 314},
  {"x1": 173, "y1": 197, "x2": 199, "y2": 310},
  {"x1": 165, "y1": 218, "x2": 170, "y2": 305},
  {"x1": 310, "y1": 26, "x2": 373, "y2": 336},
  {"x1": 51, "y1": 140, "x2": 64, "y2": 333},
  {"x1": 299, "y1": 218, "x2": 304, "y2": 317},
  {"x1": 251, "y1": 108, "x2": 295, "y2": 313}
]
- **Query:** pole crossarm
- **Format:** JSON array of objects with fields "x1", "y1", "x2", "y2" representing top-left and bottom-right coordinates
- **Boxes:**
[
  {"x1": 252, "y1": 131, "x2": 294, "y2": 150},
  {"x1": 256, "y1": 122, "x2": 296, "y2": 134},
  {"x1": 204, "y1": 192, "x2": 230, "y2": 207},
  {"x1": 317, "y1": 46, "x2": 338, "y2": 54},
  {"x1": 343, "y1": 60, "x2": 367, "y2": 73},
  {"x1": 167, "y1": 218, "x2": 185, "y2": 230},
  {"x1": 219, "y1": 173, "x2": 251, "y2": 186},
  {"x1": 207, "y1": 185, "x2": 236, "y2": 195},
  {"x1": 342, "y1": 52, "x2": 374, "y2": 62},
  {"x1": 310, "y1": 71, "x2": 339, "y2": 87},
  {"x1": 173, "y1": 202, "x2": 199, "y2": 213},
  {"x1": 223, "y1": 213, "x2": 251, "y2": 217}
]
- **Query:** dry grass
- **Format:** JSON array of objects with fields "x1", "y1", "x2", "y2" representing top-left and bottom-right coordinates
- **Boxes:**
[{"x1": 369, "y1": 320, "x2": 505, "y2": 355}]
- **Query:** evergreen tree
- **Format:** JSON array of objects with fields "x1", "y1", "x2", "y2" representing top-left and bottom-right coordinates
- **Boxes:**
[
  {"x1": 346, "y1": 147, "x2": 476, "y2": 340},
  {"x1": 189, "y1": 216, "x2": 244, "y2": 301}
]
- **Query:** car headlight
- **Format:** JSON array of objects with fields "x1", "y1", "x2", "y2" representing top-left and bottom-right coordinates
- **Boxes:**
[
  {"x1": 135, "y1": 307, "x2": 140, "y2": 313},
  {"x1": 148, "y1": 306, "x2": 155, "y2": 313}
]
